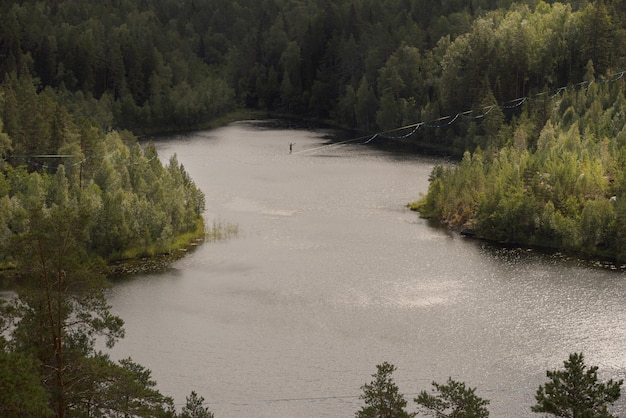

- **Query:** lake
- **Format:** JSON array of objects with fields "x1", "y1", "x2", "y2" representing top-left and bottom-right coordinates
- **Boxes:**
[{"x1": 108, "y1": 121, "x2": 626, "y2": 417}]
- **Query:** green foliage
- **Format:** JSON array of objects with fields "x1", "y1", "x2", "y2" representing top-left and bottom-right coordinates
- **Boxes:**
[
  {"x1": 98, "y1": 356, "x2": 176, "y2": 417},
  {"x1": 3, "y1": 0, "x2": 623, "y2": 139},
  {"x1": 0, "y1": 0, "x2": 237, "y2": 133},
  {"x1": 180, "y1": 391, "x2": 215, "y2": 418},
  {"x1": 416, "y1": 75, "x2": 626, "y2": 260},
  {"x1": 415, "y1": 378, "x2": 490, "y2": 417},
  {"x1": 0, "y1": 167, "x2": 192, "y2": 417},
  {"x1": 0, "y1": 19, "x2": 212, "y2": 415},
  {"x1": 357, "y1": 361, "x2": 413, "y2": 418},
  {"x1": 6, "y1": 184, "x2": 123, "y2": 417},
  {"x1": 532, "y1": 353, "x2": 623, "y2": 418},
  {"x1": 355, "y1": 357, "x2": 620, "y2": 418},
  {"x1": 0, "y1": 78, "x2": 206, "y2": 263},
  {"x1": 0, "y1": 350, "x2": 52, "y2": 417},
  {"x1": 356, "y1": 76, "x2": 379, "y2": 132}
]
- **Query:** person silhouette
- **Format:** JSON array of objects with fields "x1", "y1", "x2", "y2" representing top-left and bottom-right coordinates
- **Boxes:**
[{"x1": 289, "y1": 142, "x2": 295, "y2": 153}]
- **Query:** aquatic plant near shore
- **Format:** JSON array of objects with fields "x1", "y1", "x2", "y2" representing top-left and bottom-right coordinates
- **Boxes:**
[{"x1": 205, "y1": 218, "x2": 240, "y2": 242}]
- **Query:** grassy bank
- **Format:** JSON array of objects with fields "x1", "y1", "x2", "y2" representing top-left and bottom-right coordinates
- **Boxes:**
[
  {"x1": 113, "y1": 217, "x2": 207, "y2": 261},
  {"x1": 108, "y1": 216, "x2": 240, "y2": 276}
]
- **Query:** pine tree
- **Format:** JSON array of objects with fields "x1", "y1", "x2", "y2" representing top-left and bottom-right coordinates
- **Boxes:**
[
  {"x1": 180, "y1": 391, "x2": 214, "y2": 418},
  {"x1": 356, "y1": 362, "x2": 413, "y2": 418},
  {"x1": 415, "y1": 377, "x2": 490, "y2": 417},
  {"x1": 532, "y1": 353, "x2": 623, "y2": 418}
]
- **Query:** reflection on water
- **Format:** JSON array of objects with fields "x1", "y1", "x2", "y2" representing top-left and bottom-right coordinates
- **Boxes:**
[{"x1": 108, "y1": 121, "x2": 626, "y2": 417}]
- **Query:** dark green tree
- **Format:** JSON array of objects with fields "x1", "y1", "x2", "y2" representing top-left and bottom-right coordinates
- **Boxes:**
[
  {"x1": 0, "y1": 118, "x2": 11, "y2": 165},
  {"x1": 532, "y1": 353, "x2": 623, "y2": 418},
  {"x1": 180, "y1": 391, "x2": 215, "y2": 418},
  {"x1": 355, "y1": 76, "x2": 379, "y2": 132},
  {"x1": 0, "y1": 348, "x2": 52, "y2": 417},
  {"x1": 91, "y1": 355, "x2": 176, "y2": 417},
  {"x1": 356, "y1": 361, "x2": 413, "y2": 418},
  {"x1": 415, "y1": 377, "x2": 490, "y2": 417}
]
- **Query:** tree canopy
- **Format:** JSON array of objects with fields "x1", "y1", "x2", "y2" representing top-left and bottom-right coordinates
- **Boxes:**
[
  {"x1": 356, "y1": 361, "x2": 412, "y2": 418},
  {"x1": 1, "y1": 0, "x2": 623, "y2": 138},
  {"x1": 413, "y1": 71, "x2": 626, "y2": 260},
  {"x1": 415, "y1": 378, "x2": 490, "y2": 417},
  {"x1": 532, "y1": 353, "x2": 623, "y2": 417},
  {"x1": 0, "y1": 73, "x2": 206, "y2": 267}
]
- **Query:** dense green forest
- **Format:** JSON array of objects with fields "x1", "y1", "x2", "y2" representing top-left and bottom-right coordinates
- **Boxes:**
[
  {"x1": 0, "y1": 72, "x2": 206, "y2": 265},
  {"x1": 2, "y1": 1, "x2": 626, "y2": 264},
  {"x1": 1, "y1": 0, "x2": 623, "y2": 137},
  {"x1": 2, "y1": 0, "x2": 626, "y2": 416}
]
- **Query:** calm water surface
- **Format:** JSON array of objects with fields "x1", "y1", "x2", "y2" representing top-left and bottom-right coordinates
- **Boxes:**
[{"x1": 108, "y1": 121, "x2": 626, "y2": 417}]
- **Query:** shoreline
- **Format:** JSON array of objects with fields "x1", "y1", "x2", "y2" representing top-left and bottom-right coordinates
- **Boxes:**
[{"x1": 409, "y1": 206, "x2": 626, "y2": 272}]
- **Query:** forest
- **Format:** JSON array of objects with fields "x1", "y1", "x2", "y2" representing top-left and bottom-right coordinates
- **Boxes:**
[
  {"x1": 1, "y1": 0, "x2": 625, "y2": 261},
  {"x1": 1, "y1": 0, "x2": 626, "y2": 416}
]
